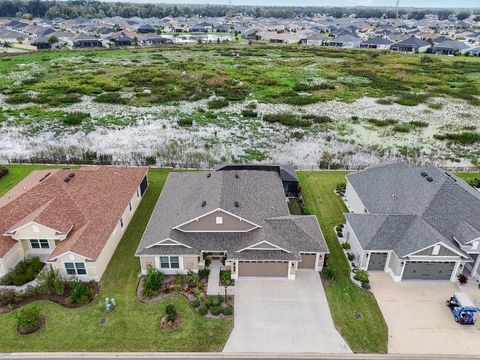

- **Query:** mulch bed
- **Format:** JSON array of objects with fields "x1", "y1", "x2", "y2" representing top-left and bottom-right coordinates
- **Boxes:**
[
  {"x1": 17, "y1": 315, "x2": 46, "y2": 335},
  {"x1": 0, "y1": 282, "x2": 99, "y2": 314},
  {"x1": 320, "y1": 272, "x2": 335, "y2": 285},
  {"x1": 136, "y1": 275, "x2": 207, "y2": 304},
  {"x1": 159, "y1": 314, "x2": 182, "y2": 331}
]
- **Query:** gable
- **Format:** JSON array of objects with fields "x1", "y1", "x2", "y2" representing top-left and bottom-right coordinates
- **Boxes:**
[
  {"x1": 8, "y1": 222, "x2": 66, "y2": 241},
  {"x1": 146, "y1": 238, "x2": 192, "y2": 249},
  {"x1": 249, "y1": 242, "x2": 279, "y2": 250},
  {"x1": 409, "y1": 243, "x2": 461, "y2": 257},
  {"x1": 176, "y1": 209, "x2": 258, "y2": 232}
]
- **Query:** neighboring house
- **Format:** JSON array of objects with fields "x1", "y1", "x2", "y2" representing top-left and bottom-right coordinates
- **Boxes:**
[
  {"x1": 304, "y1": 34, "x2": 328, "y2": 46},
  {"x1": 140, "y1": 35, "x2": 173, "y2": 46},
  {"x1": 72, "y1": 34, "x2": 103, "y2": 48},
  {"x1": 360, "y1": 37, "x2": 393, "y2": 49},
  {"x1": 31, "y1": 36, "x2": 51, "y2": 50},
  {"x1": 390, "y1": 37, "x2": 431, "y2": 53},
  {"x1": 470, "y1": 48, "x2": 480, "y2": 57},
  {"x1": 137, "y1": 24, "x2": 156, "y2": 34},
  {"x1": 136, "y1": 169, "x2": 328, "y2": 280},
  {"x1": 430, "y1": 40, "x2": 470, "y2": 55},
  {"x1": 0, "y1": 167, "x2": 148, "y2": 281},
  {"x1": 324, "y1": 34, "x2": 361, "y2": 48},
  {"x1": 108, "y1": 32, "x2": 133, "y2": 46},
  {"x1": 343, "y1": 163, "x2": 479, "y2": 282}
]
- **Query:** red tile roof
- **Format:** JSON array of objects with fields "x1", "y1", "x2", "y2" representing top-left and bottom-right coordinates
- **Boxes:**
[{"x1": 0, "y1": 166, "x2": 148, "y2": 261}]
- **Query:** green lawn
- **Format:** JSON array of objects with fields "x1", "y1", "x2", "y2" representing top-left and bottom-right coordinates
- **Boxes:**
[
  {"x1": 298, "y1": 171, "x2": 388, "y2": 353},
  {"x1": 0, "y1": 167, "x2": 233, "y2": 351}
]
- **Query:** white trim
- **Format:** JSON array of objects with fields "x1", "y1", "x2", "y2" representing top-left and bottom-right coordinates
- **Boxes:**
[
  {"x1": 4, "y1": 221, "x2": 65, "y2": 237},
  {"x1": 47, "y1": 251, "x2": 93, "y2": 262},
  {"x1": 145, "y1": 238, "x2": 192, "y2": 249},
  {"x1": 173, "y1": 208, "x2": 260, "y2": 231},
  {"x1": 405, "y1": 241, "x2": 468, "y2": 259},
  {"x1": 237, "y1": 240, "x2": 291, "y2": 253}
]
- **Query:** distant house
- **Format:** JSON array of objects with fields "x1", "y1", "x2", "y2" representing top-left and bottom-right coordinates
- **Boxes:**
[
  {"x1": 390, "y1": 37, "x2": 430, "y2": 53},
  {"x1": 430, "y1": 40, "x2": 470, "y2": 55},
  {"x1": 0, "y1": 167, "x2": 148, "y2": 281},
  {"x1": 108, "y1": 32, "x2": 133, "y2": 46},
  {"x1": 72, "y1": 34, "x2": 103, "y2": 48},
  {"x1": 31, "y1": 36, "x2": 51, "y2": 50},
  {"x1": 304, "y1": 34, "x2": 328, "y2": 46},
  {"x1": 324, "y1": 34, "x2": 361, "y2": 48},
  {"x1": 140, "y1": 35, "x2": 173, "y2": 46},
  {"x1": 470, "y1": 48, "x2": 480, "y2": 57},
  {"x1": 137, "y1": 24, "x2": 156, "y2": 34},
  {"x1": 360, "y1": 37, "x2": 394, "y2": 49}
]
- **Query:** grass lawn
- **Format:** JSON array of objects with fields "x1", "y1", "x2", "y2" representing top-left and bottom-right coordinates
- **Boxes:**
[
  {"x1": 0, "y1": 166, "x2": 233, "y2": 351},
  {"x1": 298, "y1": 171, "x2": 388, "y2": 353}
]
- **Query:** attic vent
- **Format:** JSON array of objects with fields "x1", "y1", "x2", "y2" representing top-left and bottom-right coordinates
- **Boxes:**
[
  {"x1": 426, "y1": 176, "x2": 433, "y2": 182},
  {"x1": 64, "y1": 177, "x2": 71, "y2": 182},
  {"x1": 207, "y1": 173, "x2": 211, "y2": 178},
  {"x1": 421, "y1": 172, "x2": 428, "y2": 177},
  {"x1": 234, "y1": 172, "x2": 239, "y2": 179},
  {"x1": 234, "y1": 201, "x2": 239, "y2": 208},
  {"x1": 201, "y1": 200, "x2": 206, "y2": 207},
  {"x1": 68, "y1": 173, "x2": 75, "y2": 178}
]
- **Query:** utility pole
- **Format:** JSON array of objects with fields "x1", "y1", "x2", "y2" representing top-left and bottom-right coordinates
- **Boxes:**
[{"x1": 395, "y1": 0, "x2": 400, "y2": 19}]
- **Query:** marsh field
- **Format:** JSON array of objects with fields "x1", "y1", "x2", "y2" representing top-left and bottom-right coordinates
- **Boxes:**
[{"x1": 0, "y1": 44, "x2": 479, "y2": 167}]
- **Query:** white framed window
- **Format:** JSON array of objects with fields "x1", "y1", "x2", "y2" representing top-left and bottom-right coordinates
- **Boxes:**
[
  {"x1": 137, "y1": 188, "x2": 140, "y2": 198},
  {"x1": 64, "y1": 262, "x2": 87, "y2": 275},
  {"x1": 215, "y1": 216, "x2": 223, "y2": 224},
  {"x1": 129, "y1": 201, "x2": 132, "y2": 212},
  {"x1": 30, "y1": 239, "x2": 50, "y2": 249},
  {"x1": 159, "y1": 256, "x2": 179, "y2": 269},
  {"x1": 120, "y1": 217, "x2": 124, "y2": 229}
]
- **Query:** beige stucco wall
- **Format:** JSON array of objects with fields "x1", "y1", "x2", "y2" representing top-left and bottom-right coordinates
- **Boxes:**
[
  {"x1": 139, "y1": 255, "x2": 200, "y2": 274},
  {"x1": 12, "y1": 223, "x2": 66, "y2": 241},
  {"x1": 178, "y1": 210, "x2": 256, "y2": 232},
  {"x1": 0, "y1": 242, "x2": 25, "y2": 276}
]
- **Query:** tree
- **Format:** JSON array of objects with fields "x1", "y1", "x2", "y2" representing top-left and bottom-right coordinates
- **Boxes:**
[
  {"x1": 47, "y1": 35, "x2": 58, "y2": 45},
  {"x1": 456, "y1": 11, "x2": 471, "y2": 21}
]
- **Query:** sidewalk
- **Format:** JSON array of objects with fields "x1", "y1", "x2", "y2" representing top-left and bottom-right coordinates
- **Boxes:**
[{"x1": 206, "y1": 260, "x2": 234, "y2": 296}]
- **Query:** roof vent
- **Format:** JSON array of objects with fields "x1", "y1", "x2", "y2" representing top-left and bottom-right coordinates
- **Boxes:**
[
  {"x1": 64, "y1": 177, "x2": 71, "y2": 182},
  {"x1": 426, "y1": 176, "x2": 433, "y2": 182},
  {"x1": 201, "y1": 200, "x2": 206, "y2": 207},
  {"x1": 207, "y1": 173, "x2": 211, "y2": 178},
  {"x1": 39, "y1": 172, "x2": 51, "y2": 182},
  {"x1": 421, "y1": 172, "x2": 428, "y2": 177},
  {"x1": 234, "y1": 201, "x2": 239, "y2": 207},
  {"x1": 68, "y1": 172, "x2": 75, "y2": 178}
]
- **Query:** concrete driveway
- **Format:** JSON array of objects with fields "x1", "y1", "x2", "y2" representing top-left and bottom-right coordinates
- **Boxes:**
[
  {"x1": 370, "y1": 272, "x2": 480, "y2": 355},
  {"x1": 223, "y1": 270, "x2": 351, "y2": 353}
]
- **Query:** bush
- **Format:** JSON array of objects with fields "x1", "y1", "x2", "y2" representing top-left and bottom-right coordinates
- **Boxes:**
[
  {"x1": 222, "y1": 306, "x2": 233, "y2": 316},
  {"x1": 263, "y1": 113, "x2": 311, "y2": 128},
  {"x1": 0, "y1": 165, "x2": 8, "y2": 179},
  {"x1": 302, "y1": 114, "x2": 332, "y2": 124},
  {"x1": 202, "y1": 296, "x2": 213, "y2": 308},
  {"x1": 204, "y1": 259, "x2": 211, "y2": 268},
  {"x1": 198, "y1": 268, "x2": 210, "y2": 277},
  {"x1": 5, "y1": 93, "x2": 33, "y2": 104},
  {"x1": 178, "y1": 117, "x2": 193, "y2": 127},
  {"x1": 210, "y1": 295, "x2": 223, "y2": 307},
  {"x1": 186, "y1": 270, "x2": 199, "y2": 287},
  {"x1": 241, "y1": 109, "x2": 257, "y2": 118},
  {"x1": 67, "y1": 281, "x2": 90, "y2": 304},
  {"x1": 191, "y1": 300, "x2": 201, "y2": 308},
  {"x1": 0, "y1": 289, "x2": 19, "y2": 306},
  {"x1": 347, "y1": 253, "x2": 354, "y2": 261},
  {"x1": 376, "y1": 98, "x2": 393, "y2": 105},
  {"x1": 0, "y1": 257, "x2": 44, "y2": 286},
  {"x1": 36, "y1": 268, "x2": 65, "y2": 295},
  {"x1": 354, "y1": 269, "x2": 369, "y2": 283},
  {"x1": 142, "y1": 266, "x2": 164, "y2": 297},
  {"x1": 16, "y1": 305, "x2": 41, "y2": 332},
  {"x1": 341, "y1": 242, "x2": 351, "y2": 250},
  {"x1": 63, "y1": 112, "x2": 89, "y2": 126},
  {"x1": 197, "y1": 306, "x2": 208, "y2": 315},
  {"x1": 94, "y1": 92, "x2": 129, "y2": 105},
  {"x1": 322, "y1": 267, "x2": 334, "y2": 279},
  {"x1": 207, "y1": 98, "x2": 229, "y2": 109},
  {"x1": 361, "y1": 281, "x2": 371, "y2": 290},
  {"x1": 366, "y1": 118, "x2": 398, "y2": 127},
  {"x1": 337, "y1": 231, "x2": 343, "y2": 238},
  {"x1": 433, "y1": 132, "x2": 480, "y2": 145},
  {"x1": 210, "y1": 306, "x2": 222, "y2": 316},
  {"x1": 220, "y1": 270, "x2": 232, "y2": 286},
  {"x1": 458, "y1": 273, "x2": 469, "y2": 285},
  {"x1": 165, "y1": 304, "x2": 177, "y2": 322}
]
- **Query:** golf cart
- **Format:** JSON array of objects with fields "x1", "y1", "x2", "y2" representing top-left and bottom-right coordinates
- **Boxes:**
[{"x1": 446, "y1": 292, "x2": 477, "y2": 325}]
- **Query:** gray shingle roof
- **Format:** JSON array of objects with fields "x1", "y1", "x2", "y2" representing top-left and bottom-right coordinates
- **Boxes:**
[
  {"x1": 453, "y1": 221, "x2": 480, "y2": 245},
  {"x1": 136, "y1": 171, "x2": 327, "y2": 260}
]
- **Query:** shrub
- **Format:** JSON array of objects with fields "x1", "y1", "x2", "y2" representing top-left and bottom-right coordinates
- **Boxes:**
[
  {"x1": 165, "y1": 304, "x2": 177, "y2": 322},
  {"x1": 337, "y1": 231, "x2": 343, "y2": 238},
  {"x1": 376, "y1": 98, "x2": 393, "y2": 105},
  {"x1": 0, "y1": 257, "x2": 44, "y2": 286},
  {"x1": 366, "y1": 118, "x2": 398, "y2": 127},
  {"x1": 63, "y1": 112, "x2": 90, "y2": 126},
  {"x1": 335, "y1": 183, "x2": 346, "y2": 193},
  {"x1": 210, "y1": 295, "x2": 223, "y2": 307},
  {"x1": 322, "y1": 266, "x2": 334, "y2": 279},
  {"x1": 0, "y1": 165, "x2": 8, "y2": 179},
  {"x1": 241, "y1": 109, "x2": 257, "y2": 118},
  {"x1": 302, "y1": 114, "x2": 332, "y2": 124},
  {"x1": 392, "y1": 124, "x2": 411, "y2": 133},
  {"x1": 207, "y1": 98, "x2": 229, "y2": 109},
  {"x1": 202, "y1": 296, "x2": 213, "y2": 308},
  {"x1": 341, "y1": 242, "x2": 351, "y2": 250},
  {"x1": 16, "y1": 305, "x2": 41, "y2": 332},
  {"x1": 191, "y1": 300, "x2": 201, "y2": 308},
  {"x1": 302, "y1": 206, "x2": 312, "y2": 215},
  {"x1": 210, "y1": 306, "x2": 222, "y2": 316},
  {"x1": 408, "y1": 120, "x2": 428, "y2": 128},
  {"x1": 220, "y1": 270, "x2": 232, "y2": 286},
  {"x1": 354, "y1": 269, "x2": 369, "y2": 283},
  {"x1": 222, "y1": 306, "x2": 233, "y2": 316},
  {"x1": 458, "y1": 273, "x2": 469, "y2": 285},
  {"x1": 142, "y1": 266, "x2": 164, "y2": 297},
  {"x1": 0, "y1": 289, "x2": 19, "y2": 306},
  {"x1": 186, "y1": 270, "x2": 199, "y2": 288},
  {"x1": 5, "y1": 93, "x2": 32, "y2": 105},
  {"x1": 198, "y1": 268, "x2": 210, "y2": 277},
  {"x1": 67, "y1": 281, "x2": 90, "y2": 304},
  {"x1": 197, "y1": 306, "x2": 208, "y2": 315},
  {"x1": 175, "y1": 273, "x2": 184, "y2": 285},
  {"x1": 178, "y1": 117, "x2": 193, "y2": 127},
  {"x1": 433, "y1": 132, "x2": 480, "y2": 145},
  {"x1": 361, "y1": 281, "x2": 371, "y2": 290},
  {"x1": 263, "y1": 113, "x2": 311, "y2": 128},
  {"x1": 347, "y1": 253, "x2": 354, "y2": 261},
  {"x1": 36, "y1": 268, "x2": 65, "y2": 295},
  {"x1": 204, "y1": 259, "x2": 211, "y2": 268},
  {"x1": 428, "y1": 103, "x2": 443, "y2": 110},
  {"x1": 35, "y1": 93, "x2": 81, "y2": 106},
  {"x1": 94, "y1": 92, "x2": 129, "y2": 105}
]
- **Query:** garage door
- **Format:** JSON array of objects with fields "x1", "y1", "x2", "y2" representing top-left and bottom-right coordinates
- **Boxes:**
[
  {"x1": 298, "y1": 254, "x2": 316, "y2": 269},
  {"x1": 238, "y1": 261, "x2": 288, "y2": 277},
  {"x1": 402, "y1": 261, "x2": 456, "y2": 280},
  {"x1": 368, "y1": 252, "x2": 388, "y2": 271}
]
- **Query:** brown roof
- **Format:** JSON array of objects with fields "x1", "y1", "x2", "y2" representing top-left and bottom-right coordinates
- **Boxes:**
[{"x1": 0, "y1": 166, "x2": 147, "y2": 260}]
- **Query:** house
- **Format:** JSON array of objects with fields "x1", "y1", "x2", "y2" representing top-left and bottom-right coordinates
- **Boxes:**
[
  {"x1": 390, "y1": 37, "x2": 431, "y2": 53},
  {"x1": 470, "y1": 48, "x2": 480, "y2": 57},
  {"x1": 137, "y1": 24, "x2": 156, "y2": 34},
  {"x1": 304, "y1": 34, "x2": 328, "y2": 46},
  {"x1": 343, "y1": 163, "x2": 479, "y2": 282},
  {"x1": 0, "y1": 167, "x2": 148, "y2": 281},
  {"x1": 72, "y1": 34, "x2": 103, "y2": 48},
  {"x1": 430, "y1": 39, "x2": 470, "y2": 55},
  {"x1": 140, "y1": 35, "x2": 173, "y2": 46},
  {"x1": 324, "y1": 34, "x2": 361, "y2": 48},
  {"x1": 360, "y1": 37, "x2": 394, "y2": 49},
  {"x1": 31, "y1": 36, "x2": 51, "y2": 50},
  {"x1": 108, "y1": 32, "x2": 133, "y2": 46},
  {"x1": 136, "y1": 169, "x2": 328, "y2": 280}
]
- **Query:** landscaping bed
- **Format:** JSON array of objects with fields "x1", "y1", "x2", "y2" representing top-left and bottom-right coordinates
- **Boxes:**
[{"x1": 0, "y1": 257, "x2": 44, "y2": 286}]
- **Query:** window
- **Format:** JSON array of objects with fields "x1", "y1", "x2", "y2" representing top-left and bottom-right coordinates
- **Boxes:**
[
  {"x1": 137, "y1": 188, "x2": 140, "y2": 198},
  {"x1": 129, "y1": 201, "x2": 132, "y2": 212},
  {"x1": 120, "y1": 217, "x2": 124, "y2": 229},
  {"x1": 159, "y1": 256, "x2": 179, "y2": 269},
  {"x1": 64, "y1": 262, "x2": 87, "y2": 276},
  {"x1": 30, "y1": 239, "x2": 50, "y2": 249},
  {"x1": 216, "y1": 216, "x2": 223, "y2": 224}
]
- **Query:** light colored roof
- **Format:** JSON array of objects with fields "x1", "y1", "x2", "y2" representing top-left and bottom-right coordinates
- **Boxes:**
[{"x1": 0, "y1": 167, "x2": 147, "y2": 260}]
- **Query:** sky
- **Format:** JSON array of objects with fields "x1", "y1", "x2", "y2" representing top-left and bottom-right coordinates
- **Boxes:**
[{"x1": 118, "y1": 0, "x2": 479, "y2": 9}]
